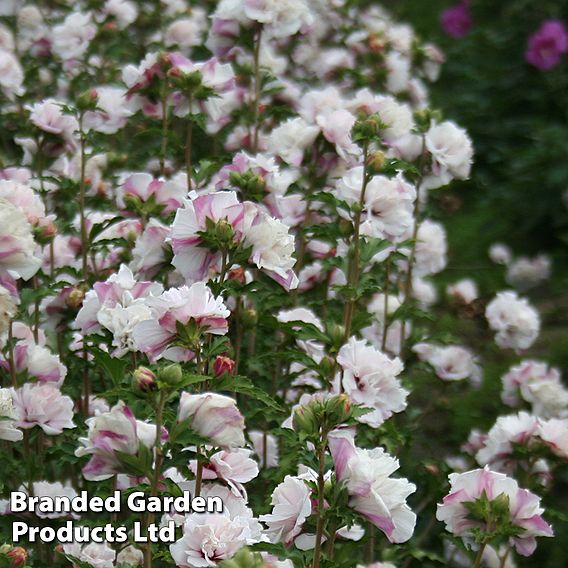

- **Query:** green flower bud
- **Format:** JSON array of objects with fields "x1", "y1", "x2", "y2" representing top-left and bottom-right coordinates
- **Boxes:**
[
  {"x1": 241, "y1": 308, "x2": 258, "y2": 329},
  {"x1": 325, "y1": 394, "x2": 352, "y2": 425},
  {"x1": 76, "y1": 89, "x2": 99, "y2": 112},
  {"x1": 328, "y1": 323, "x2": 346, "y2": 348},
  {"x1": 319, "y1": 355, "x2": 336, "y2": 378},
  {"x1": 158, "y1": 364, "x2": 183, "y2": 386},
  {"x1": 293, "y1": 404, "x2": 320, "y2": 438}
]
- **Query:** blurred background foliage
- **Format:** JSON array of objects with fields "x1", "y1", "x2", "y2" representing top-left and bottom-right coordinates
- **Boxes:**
[
  {"x1": 379, "y1": 2, "x2": 568, "y2": 566},
  {"x1": 381, "y1": 0, "x2": 568, "y2": 358}
]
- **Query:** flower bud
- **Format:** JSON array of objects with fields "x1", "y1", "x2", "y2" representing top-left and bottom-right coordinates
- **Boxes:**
[
  {"x1": 218, "y1": 547, "x2": 264, "y2": 568},
  {"x1": 213, "y1": 355, "x2": 235, "y2": 377},
  {"x1": 132, "y1": 366, "x2": 157, "y2": 392},
  {"x1": 338, "y1": 219, "x2": 353, "y2": 237},
  {"x1": 123, "y1": 194, "x2": 143, "y2": 211},
  {"x1": 292, "y1": 404, "x2": 320, "y2": 438},
  {"x1": 328, "y1": 323, "x2": 346, "y2": 348},
  {"x1": 214, "y1": 219, "x2": 235, "y2": 246},
  {"x1": 241, "y1": 308, "x2": 258, "y2": 329},
  {"x1": 6, "y1": 547, "x2": 27, "y2": 568},
  {"x1": 66, "y1": 287, "x2": 86, "y2": 310},
  {"x1": 319, "y1": 355, "x2": 336, "y2": 378},
  {"x1": 76, "y1": 89, "x2": 99, "y2": 112},
  {"x1": 228, "y1": 267, "x2": 246, "y2": 284},
  {"x1": 368, "y1": 150, "x2": 385, "y2": 172},
  {"x1": 325, "y1": 394, "x2": 352, "y2": 425},
  {"x1": 158, "y1": 363, "x2": 183, "y2": 386}
]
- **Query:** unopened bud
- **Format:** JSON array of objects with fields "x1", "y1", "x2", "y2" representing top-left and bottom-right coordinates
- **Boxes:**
[
  {"x1": 7, "y1": 547, "x2": 27, "y2": 568},
  {"x1": 214, "y1": 219, "x2": 235, "y2": 245},
  {"x1": 241, "y1": 308, "x2": 258, "y2": 329},
  {"x1": 368, "y1": 150, "x2": 385, "y2": 172},
  {"x1": 319, "y1": 355, "x2": 336, "y2": 378},
  {"x1": 338, "y1": 219, "x2": 353, "y2": 237},
  {"x1": 424, "y1": 463, "x2": 439, "y2": 476},
  {"x1": 66, "y1": 287, "x2": 86, "y2": 310},
  {"x1": 326, "y1": 394, "x2": 352, "y2": 425},
  {"x1": 328, "y1": 323, "x2": 346, "y2": 348},
  {"x1": 123, "y1": 194, "x2": 143, "y2": 211},
  {"x1": 133, "y1": 366, "x2": 157, "y2": 392},
  {"x1": 292, "y1": 404, "x2": 320, "y2": 438},
  {"x1": 76, "y1": 89, "x2": 99, "y2": 112},
  {"x1": 227, "y1": 267, "x2": 246, "y2": 284},
  {"x1": 158, "y1": 363, "x2": 183, "y2": 386},
  {"x1": 213, "y1": 355, "x2": 236, "y2": 377}
]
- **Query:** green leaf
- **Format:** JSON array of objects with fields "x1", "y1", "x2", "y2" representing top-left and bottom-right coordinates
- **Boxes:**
[
  {"x1": 217, "y1": 375, "x2": 284, "y2": 412},
  {"x1": 91, "y1": 347, "x2": 129, "y2": 387}
]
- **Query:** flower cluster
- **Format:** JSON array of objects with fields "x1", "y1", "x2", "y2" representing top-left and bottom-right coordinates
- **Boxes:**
[{"x1": 0, "y1": 1, "x2": 561, "y2": 568}]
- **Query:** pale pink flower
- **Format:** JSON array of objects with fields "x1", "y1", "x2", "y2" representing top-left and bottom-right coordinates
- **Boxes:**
[
  {"x1": 506, "y1": 255, "x2": 551, "y2": 291},
  {"x1": 489, "y1": 243, "x2": 512, "y2": 265},
  {"x1": 178, "y1": 392, "x2": 245, "y2": 448},
  {"x1": 1, "y1": 340, "x2": 67, "y2": 385},
  {"x1": 12, "y1": 382, "x2": 75, "y2": 435},
  {"x1": 130, "y1": 219, "x2": 171, "y2": 278},
  {"x1": 170, "y1": 484, "x2": 262, "y2": 565},
  {"x1": 52, "y1": 12, "x2": 97, "y2": 60},
  {"x1": 329, "y1": 430, "x2": 416, "y2": 543},
  {"x1": 260, "y1": 474, "x2": 312, "y2": 545},
  {"x1": 447, "y1": 278, "x2": 479, "y2": 304},
  {"x1": 436, "y1": 467, "x2": 553, "y2": 556},
  {"x1": 0, "y1": 199, "x2": 41, "y2": 280},
  {"x1": 189, "y1": 448, "x2": 259, "y2": 495},
  {"x1": 132, "y1": 282, "x2": 229, "y2": 361},
  {"x1": 75, "y1": 401, "x2": 162, "y2": 481},
  {"x1": 413, "y1": 343, "x2": 480, "y2": 382},
  {"x1": 475, "y1": 412, "x2": 541, "y2": 474},
  {"x1": 486, "y1": 291, "x2": 540, "y2": 352},
  {"x1": 117, "y1": 172, "x2": 185, "y2": 214},
  {"x1": 100, "y1": 0, "x2": 138, "y2": 30},
  {"x1": 0, "y1": 387, "x2": 22, "y2": 442},
  {"x1": 241, "y1": 205, "x2": 298, "y2": 290},
  {"x1": 267, "y1": 117, "x2": 320, "y2": 166},
  {"x1": 171, "y1": 191, "x2": 245, "y2": 282},
  {"x1": 0, "y1": 48, "x2": 23, "y2": 99},
  {"x1": 501, "y1": 360, "x2": 568, "y2": 417},
  {"x1": 27, "y1": 99, "x2": 79, "y2": 152},
  {"x1": 83, "y1": 86, "x2": 134, "y2": 134},
  {"x1": 63, "y1": 542, "x2": 115, "y2": 568},
  {"x1": 538, "y1": 418, "x2": 568, "y2": 460},
  {"x1": 165, "y1": 11, "x2": 208, "y2": 48},
  {"x1": 336, "y1": 337, "x2": 408, "y2": 428},
  {"x1": 423, "y1": 121, "x2": 473, "y2": 189},
  {"x1": 413, "y1": 219, "x2": 448, "y2": 276},
  {"x1": 0, "y1": 180, "x2": 45, "y2": 225}
]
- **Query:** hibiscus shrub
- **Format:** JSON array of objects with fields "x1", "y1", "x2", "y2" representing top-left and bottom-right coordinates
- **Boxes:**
[{"x1": 0, "y1": 1, "x2": 566, "y2": 568}]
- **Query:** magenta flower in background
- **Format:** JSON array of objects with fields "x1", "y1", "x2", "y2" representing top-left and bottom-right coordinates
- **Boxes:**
[
  {"x1": 526, "y1": 20, "x2": 568, "y2": 71},
  {"x1": 441, "y1": 1, "x2": 472, "y2": 39}
]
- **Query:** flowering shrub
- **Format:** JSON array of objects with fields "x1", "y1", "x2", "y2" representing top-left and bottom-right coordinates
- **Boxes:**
[{"x1": 0, "y1": 1, "x2": 565, "y2": 568}]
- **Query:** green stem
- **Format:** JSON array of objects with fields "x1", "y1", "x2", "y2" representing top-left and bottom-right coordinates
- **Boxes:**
[
  {"x1": 498, "y1": 546, "x2": 512, "y2": 568},
  {"x1": 7, "y1": 321, "x2": 17, "y2": 386},
  {"x1": 159, "y1": 83, "x2": 169, "y2": 176},
  {"x1": 143, "y1": 391, "x2": 166, "y2": 568},
  {"x1": 343, "y1": 142, "x2": 370, "y2": 340},
  {"x1": 185, "y1": 93, "x2": 193, "y2": 192},
  {"x1": 252, "y1": 26, "x2": 263, "y2": 152},
  {"x1": 78, "y1": 113, "x2": 88, "y2": 281},
  {"x1": 312, "y1": 438, "x2": 327, "y2": 568},
  {"x1": 381, "y1": 257, "x2": 391, "y2": 352},
  {"x1": 399, "y1": 135, "x2": 426, "y2": 351},
  {"x1": 472, "y1": 543, "x2": 488, "y2": 568}
]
